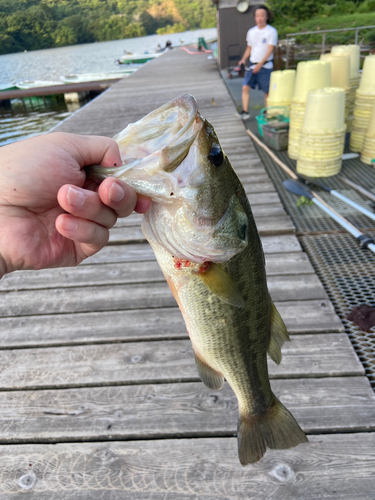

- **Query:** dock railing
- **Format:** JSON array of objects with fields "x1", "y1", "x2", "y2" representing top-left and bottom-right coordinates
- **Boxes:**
[{"x1": 282, "y1": 24, "x2": 375, "y2": 68}]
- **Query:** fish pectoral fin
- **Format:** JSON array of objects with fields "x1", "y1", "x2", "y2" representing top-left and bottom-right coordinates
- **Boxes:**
[
  {"x1": 194, "y1": 353, "x2": 224, "y2": 390},
  {"x1": 198, "y1": 263, "x2": 244, "y2": 308},
  {"x1": 267, "y1": 298, "x2": 290, "y2": 365},
  {"x1": 237, "y1": 396, "x2": 308, "y2": 466}
]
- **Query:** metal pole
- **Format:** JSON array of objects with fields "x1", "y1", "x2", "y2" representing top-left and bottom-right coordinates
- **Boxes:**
[
  {"x1": 355, "y1": 28, "x2": 359, "y2": 44},
  {"x1": 322, "y1": 33, "x2": 326, "y2": 54}
]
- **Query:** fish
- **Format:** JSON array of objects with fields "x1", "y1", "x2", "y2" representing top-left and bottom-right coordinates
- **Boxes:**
[{"x1": 87, "y1": 93, "x2": 308, "y2": 465}]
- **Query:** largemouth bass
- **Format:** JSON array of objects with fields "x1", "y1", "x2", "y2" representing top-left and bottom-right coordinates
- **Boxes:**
[{"x1": 87, "y1": 94, "x2": 308, "y2": 464}]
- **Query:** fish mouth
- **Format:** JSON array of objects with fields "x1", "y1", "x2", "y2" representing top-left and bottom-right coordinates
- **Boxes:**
[{"x1": 115, "y1": 93, "x2": 202, "y2": 174}]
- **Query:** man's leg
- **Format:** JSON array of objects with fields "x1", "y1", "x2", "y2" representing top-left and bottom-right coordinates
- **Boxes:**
[{"x1": 242, "y1": 85, "x2": 250, "y2": 113}]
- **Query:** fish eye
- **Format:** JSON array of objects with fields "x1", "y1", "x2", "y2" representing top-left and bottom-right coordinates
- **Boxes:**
[{"x1": 209, "y1": 145, "x2": 224, "y2": 167}]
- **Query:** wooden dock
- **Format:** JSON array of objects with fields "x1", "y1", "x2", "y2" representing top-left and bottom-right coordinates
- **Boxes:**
[
  {"x1": 1, "y1": 49, "x2": 375, "y2": 498},
  {"x1": 0, "y1": 79, "x2": 123, "y2": 101}
]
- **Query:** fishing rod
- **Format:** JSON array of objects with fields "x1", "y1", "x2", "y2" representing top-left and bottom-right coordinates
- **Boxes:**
[
  {"x1": 283, "y1": 179, "x2": 375, "y2": 254},
  {"x1": 246, "y1": 129, "x2": 375, "y2": 253},
  {"x1": 296, "y1": 173, "x2": 375, "y2": 223},
  {"x1": 339, "y1": 175, "x2": 375, "y2": 204}
]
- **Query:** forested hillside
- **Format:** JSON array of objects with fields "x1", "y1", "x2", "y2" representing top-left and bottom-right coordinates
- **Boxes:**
[
  {"x1": 0, "y1": 0, "x2": 216, "y2": 54},
  {"x1": 269, "y1": 0, "x2": 375, "y2": 43}
]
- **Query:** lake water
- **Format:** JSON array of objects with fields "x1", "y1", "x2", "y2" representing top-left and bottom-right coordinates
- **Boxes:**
[{"x1": 0, "y1": 28, "x2": 217, "y2": 146}]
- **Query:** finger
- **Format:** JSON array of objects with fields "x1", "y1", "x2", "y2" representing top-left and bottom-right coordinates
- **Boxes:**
[
  {"x1": 56, "y1": 214, "x2": 109, "y2": 257},
  {"x1": 98, "y1": 177, "x2": 147, "y2": 218},
  {"x1": 48, "y1": 133, "x2": 122, "y2": 169},
  {"x1": 58, "y1": 185, "x2": 117, "y2": 229}
]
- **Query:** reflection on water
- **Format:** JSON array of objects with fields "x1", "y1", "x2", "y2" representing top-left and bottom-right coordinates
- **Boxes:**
[{"x1": 0, "y1": 93, "x2": 94, "y2": 147}]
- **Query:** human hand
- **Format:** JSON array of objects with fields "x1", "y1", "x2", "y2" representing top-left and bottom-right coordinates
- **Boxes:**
[
  {"x1": 252, "y1": 63, "x2": 262, "y2": 74},
  {"x1": 238, "y1": 59, "x2": 245, "y2": 66},
  {"x1": 0, "y1": 132, "x2": 150, "y2": 277}
]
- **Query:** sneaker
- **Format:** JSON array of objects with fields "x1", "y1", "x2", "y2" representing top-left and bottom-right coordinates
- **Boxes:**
[{"x1": 238, "y1": 110, "x2": 250, "y2": 120}]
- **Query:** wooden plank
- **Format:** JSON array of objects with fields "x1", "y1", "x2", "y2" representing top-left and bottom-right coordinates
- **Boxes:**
[
  {"x1": 0, "y1": 274, "x2": 328, "y2": 317},
  {"x1": 0, "y1": 377, "x2": 374, "y2": 443},
  {"x1": 0, "y1": 299, "x2": 344, "y2": 349},
  {"x1": 0, "y1": 434, "x2": 373, "y2": 499},
  {"x1": 0, "y1": 334, "x2": 363, "y2": 391},
  {"x1": 248, "y1": 192, "x2": 281, "y2": 205},
  {"x1": 0, "y1": 253, "x2": 314, "y2": 292},
  {"x1": 243, "y1": 181, "x2": 276, "y2": 193},
  {"x1": 252, "y1": 215, "x2": 295, "y2": 235}
]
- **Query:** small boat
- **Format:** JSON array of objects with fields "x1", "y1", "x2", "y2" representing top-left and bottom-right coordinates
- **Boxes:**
[
  {"x1": 16, "y1": 80, "x2": 62, "y2": 90},
  {"x1": 0, "y1": 83, "x2": 18, "y2": 92},
  {"x1": 60, "y1": 70, "x2": 137, "y2": 84},
  {"x1": 117, "y1": 52, "x2": 162, "y2": 65}
]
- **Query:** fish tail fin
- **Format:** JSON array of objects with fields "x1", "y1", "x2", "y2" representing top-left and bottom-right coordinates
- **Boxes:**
[{"x1": 237, "y1": 397, "x2": 308, "y2": 465}]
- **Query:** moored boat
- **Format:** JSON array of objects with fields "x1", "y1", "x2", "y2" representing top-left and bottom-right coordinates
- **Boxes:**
[
  {"x1": 60, "y1": 70, "x2": 137, "y2": 84},
  {"x1": 117, "y1": 52, "x2": 162, "y2": 65},
  {"x1": 16, "y1": 80, "x2": 62, "y2": 90},
  {"x1": 0, "y1": 83, "x2": 18, "y2": 91}
]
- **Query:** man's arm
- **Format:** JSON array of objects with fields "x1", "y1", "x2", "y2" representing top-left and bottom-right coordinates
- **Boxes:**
[
  {"x1": 252, "y1": 44, "x2": 275, "y2": 74},
  {"x1": 239, "y1": 45, "x2": 251, "y2": 66}
]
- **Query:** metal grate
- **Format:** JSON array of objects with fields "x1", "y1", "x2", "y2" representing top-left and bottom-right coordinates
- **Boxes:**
[
  {"x1": 300, "y1": 233, "x2": 375, "y2": 389},
  {"x1": 223, "y1": 78, "x2": 375, "y2": 391}
]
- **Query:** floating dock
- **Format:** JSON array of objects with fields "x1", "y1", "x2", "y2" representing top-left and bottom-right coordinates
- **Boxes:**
[
  {"x1": 0, "y1": 50, "x2": 374, "y2": 498},
  {"x1": 0, "y1": 79, "x2": 123, "y2": 101}
]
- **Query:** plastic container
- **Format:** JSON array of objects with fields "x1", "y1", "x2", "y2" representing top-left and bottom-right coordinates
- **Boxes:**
[
  {"x1": 292, "y1": 60, "x2": 331, "y2": 103},
  {"x1": 320, "y1": 54, "x2": 350, "y2": 89},
  {"x1": 361, "y1": 102, "x2": 375, "y2": 164},
  {"x1": 302, "y1": 88, "x2": 346, "y2": 133},
  {"x1": 268, "y1": 70, "x2": 296, "y2": 105},
  {"x1": 358, "y1": 55, "x2": 375, "y2": 95},
  {"x1": 350, "y1": 90, "x2": 375, "y2": 152},
  {"x1": 297, "y1": 156, "x2": 342, "y2": 177},
  {"x1": 331, "y1": 45, "x2": 360, "y2": 79},
  {"x1": 255, "y1": 107, "x2": 289, "y2": 136},
  {"x1": 262, "y1": 122, "x2": 289, "y2": 151}
]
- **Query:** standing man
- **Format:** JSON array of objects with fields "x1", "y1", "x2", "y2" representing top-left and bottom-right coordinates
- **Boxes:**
[{"x1": 238, "y1": 5, "x2": 277, "y2": 120}]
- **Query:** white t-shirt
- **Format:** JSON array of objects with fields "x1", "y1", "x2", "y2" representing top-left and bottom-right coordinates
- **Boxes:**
[{"x1": 246, "y1": 24, "x2": 278, "y2": 69}]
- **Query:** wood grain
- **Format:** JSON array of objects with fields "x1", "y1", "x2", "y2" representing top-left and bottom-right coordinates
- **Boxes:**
[
  {"x1": 0, "y1": 334, "x2": 363, "y2": 390},
  {"x1": 0, "y1": 377, "x2": 374, "y2": 443},
  {"x1": 0, "y1": 434, "x2": 373, "y2": 499}
]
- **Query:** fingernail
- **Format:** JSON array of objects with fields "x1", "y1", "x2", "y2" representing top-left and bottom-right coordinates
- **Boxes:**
[
  {"x1": 67, "y1": 187, "x2": 85, "y2": 207},
  {"x1": 60, "y1": 217, "x2": 78, "y2": 231},
  {"x1": 109, "y1": 182, "x2": 124, "y2": 203}
]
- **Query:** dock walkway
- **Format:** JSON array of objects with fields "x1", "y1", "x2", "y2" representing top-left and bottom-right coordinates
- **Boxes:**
[{"x1": 1, "y1": 50, "x2": 375, "y2": 498}]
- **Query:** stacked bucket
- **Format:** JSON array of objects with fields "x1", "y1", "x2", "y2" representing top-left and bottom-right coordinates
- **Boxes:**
[
  {"x1": 331, "y1": 45, "x2": 360, "y2": 132},
  {"x1": 267, "y1": 69, "x2": 296, "y2": 112},
  {"x1": 297, "y1": 88, "x2": 346, "y2": 177},
  {"x1": 360, "y1": 102, "x2": 375, "y2": 164},
  {"x1": 288, "y1": 61, "x2": 331, "y2": 159},
  {"x1": 350, "y1": 55, "x2": 375, "y2": 152},
  {"x1": 320, "y1": 53, "x2": 351, "y2": 128}
]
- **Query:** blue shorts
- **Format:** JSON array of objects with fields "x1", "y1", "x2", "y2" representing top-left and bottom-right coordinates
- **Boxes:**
[{"x1": 243, "y1": 67, "x2": 272, "y2": 94}]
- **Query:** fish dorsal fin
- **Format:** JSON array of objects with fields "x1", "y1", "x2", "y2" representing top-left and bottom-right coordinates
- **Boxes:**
[
  {"x1": 268, "y1": 298, "x2": 290, "y2": 365},
  {"x1": 198, "y1": 263, "x2": 244, "y2": 308},
  {"x1": 194, "y1": 353, "x2": 224, "y2": 390}
]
